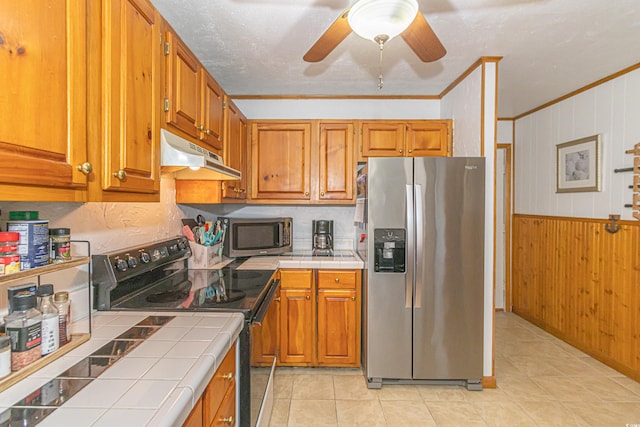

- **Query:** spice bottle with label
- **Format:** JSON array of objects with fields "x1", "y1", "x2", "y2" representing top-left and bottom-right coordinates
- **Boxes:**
[
  {"x1": 37, "y1": 285, "x2": 59, "y2": 356},
  {"x1": 49, "y1": 228, "x2": 71, "y2": 263},
  {"x1": 53, "y1": 291, "x2": 71, "y2": 346},
  {"x1": 0, "y1": 231, "x2": 21, "y2": 276},
  {"x1": 5, "y1": 294, "x2": 42, "y2": 371}
]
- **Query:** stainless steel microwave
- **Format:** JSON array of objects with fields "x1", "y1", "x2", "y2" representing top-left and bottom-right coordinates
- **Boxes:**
[{"x1": 220, "y1": 217, "x2": 292, "y2": 257}]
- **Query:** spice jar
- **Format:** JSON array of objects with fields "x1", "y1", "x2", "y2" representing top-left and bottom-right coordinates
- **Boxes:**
[
  {"x1": 0, "y1": 232, "x2": 21, "y2": 276},
  {"x1": 5, "y1": 293, "x2": 41, "y2": 371},
  {"x1": 49, "y1": 228, "x2": 71, "y2": 263},
  {"x1": 37, "y1": 285, "x2": 59, "y2": 356},
  {"x1": 53, "y1": 291, "x2": 71, "y2": 346}
]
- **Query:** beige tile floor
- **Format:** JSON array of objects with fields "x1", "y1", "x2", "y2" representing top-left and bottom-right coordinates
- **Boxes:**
[{"x1": 268, "y1": 312, "x2": 640, "y2": 426}]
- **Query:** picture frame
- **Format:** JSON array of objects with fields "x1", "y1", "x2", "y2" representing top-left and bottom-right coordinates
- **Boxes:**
[{"x1": 556, "y1": 134, "x2": 601, "y2": 193}]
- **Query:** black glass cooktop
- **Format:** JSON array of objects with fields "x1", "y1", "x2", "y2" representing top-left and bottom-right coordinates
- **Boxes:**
[{"x1": 111, "y1": 265, "x2": 275, "y2": 315}]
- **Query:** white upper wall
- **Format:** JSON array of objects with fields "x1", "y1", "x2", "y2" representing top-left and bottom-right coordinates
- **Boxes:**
[
  {"x1": 233, "y1": 99, "x2": 440, "y2": 120},
  {"x1": 497, "y1": 120, "x2": 514, "y2": 144},
  {"x1": 514, "y1": 67, "x2": 640, "y2": 219},
  {"x1": 441, "y1": 67, "x2": 483, "y2": 157}
]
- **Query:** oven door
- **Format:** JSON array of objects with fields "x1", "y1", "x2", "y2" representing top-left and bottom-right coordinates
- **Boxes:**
[{"x1": 250, "y1": 279, "x2": 280, "y2": 427}]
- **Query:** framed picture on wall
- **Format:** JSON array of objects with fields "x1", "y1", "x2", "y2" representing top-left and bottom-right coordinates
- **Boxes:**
[{"x1": 556, "y1": 134, "x2": 602, "y2": 193}]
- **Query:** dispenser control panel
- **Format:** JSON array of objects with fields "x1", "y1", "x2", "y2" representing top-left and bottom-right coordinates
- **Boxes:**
[{"x1": 373, "y1": 228, "x2": 406, "y2": 273}]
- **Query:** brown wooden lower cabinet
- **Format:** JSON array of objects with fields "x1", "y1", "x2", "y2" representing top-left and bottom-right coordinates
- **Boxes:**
[
  {"x1": 274, "y1": 269, "x2": 361, "y2": 368},
  {"x1": 183, "y1": 342, "x2": 237, "y2": 427}
]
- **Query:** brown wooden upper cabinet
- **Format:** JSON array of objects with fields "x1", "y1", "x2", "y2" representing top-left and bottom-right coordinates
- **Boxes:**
[
  {"x1": 164, "y1": 30, "x2": 224, "y2": 154},
  {"x1": 221, "y1": 97, "x2": 248, "y2": 201},
  {"x1": 361, "y1": 120, "x2": 452, "y2": 157},
  {"x1": 250, "y1": 122, "x2": 312, "y2": 201},
  {"x1": 250, "y1": 121, "x2": 355, "y2": 204},
  {"x1": 101, "y1": 0, "x2": 162, "y2": 196},
  {"x1": 0, "y1": 0, "x2": 90, "y2": 200}
]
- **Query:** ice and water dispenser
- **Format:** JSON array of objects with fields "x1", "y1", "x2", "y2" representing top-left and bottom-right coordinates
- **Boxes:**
[{"x1": 373, "y1": 229, "x2": 406, "y2": 272}]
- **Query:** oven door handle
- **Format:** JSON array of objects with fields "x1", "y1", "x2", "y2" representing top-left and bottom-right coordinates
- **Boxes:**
[{"x1": 252, "y1": 278, "x2": 280, "y2": 325}]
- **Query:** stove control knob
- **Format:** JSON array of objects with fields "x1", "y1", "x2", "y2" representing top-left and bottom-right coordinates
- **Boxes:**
[
  {"x1": 126, "y1": 256, "x2": 138, "y2": 269},
  {"x1": 178, "y1": 240, "x2": 188, "y2": 250},
  {"x1": 169, "y1": 244, "x2": 179, "y2": 254},
  {"x1": 115, "y1": 258, "x2": 128, "y2": 272},
  {"x1": 139, "y1": 251, "x2": 151, "y2": 264}
]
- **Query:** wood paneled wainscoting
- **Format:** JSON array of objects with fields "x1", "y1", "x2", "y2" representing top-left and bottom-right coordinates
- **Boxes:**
[{"x1": 512, "y1": 214, "x2": 640, "y2": 382}]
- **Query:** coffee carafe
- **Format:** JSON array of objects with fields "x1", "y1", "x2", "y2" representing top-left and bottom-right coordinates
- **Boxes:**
[{"x1": 312, "y1": 220, "x2": 333, "y2": 256}]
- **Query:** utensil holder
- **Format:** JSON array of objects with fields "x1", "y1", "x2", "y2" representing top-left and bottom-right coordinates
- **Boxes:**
[{"x1": 188, "y1": 241, "x2": 223, "y2": 269}]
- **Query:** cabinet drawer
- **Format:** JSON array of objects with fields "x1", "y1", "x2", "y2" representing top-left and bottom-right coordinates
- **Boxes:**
[
  {"x1": 317, "y1": 270, "x2": 358, "y2": 289},
  {"x1": 203, "y1": 342, "x2": 236, "y2": 426},
  {"x1": 211, "y1": 381, "x2": 236, "y2": 426},
  {"x1": 280, "y1": 269, "x2": 313, "y2": 289}
]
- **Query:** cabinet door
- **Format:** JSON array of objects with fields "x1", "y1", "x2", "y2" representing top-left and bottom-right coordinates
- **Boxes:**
[
  {"x1": 317, "y1": 289, "x2": 359, "y2": 366},
  {"x1": 251, "y1": 285, "x2": 280, "y2": 366},
  {"x1": 211, "y1": 382, "x2": 236, "y2": 427},
  {"x1": 318, "y1": 122, "x2": 355, "y2": 201},
  {"x1": 279, "y1": 288, "x2": 314, "y2": 365},
  {"x1": 251, "y1": 122, "x2": 311, "y2": 200},
  {"x1": 200, "y1": 71, "x2": 224, "y2": 153},
  {"x1": 0, "y1": 0, "x2": 88, "y2": 190},
  {"x1": 165, "y1": 31, "x2": 200, "y2": 140},
  {"x1": 103, "y1": 0, "x2": 160, "y2": 193},
  {"x1": 182, "y1": 397, "x2": 203, "y2": 427},
  {"x1": 407, "y1": 120, "x2": 451, "y2": 157},
  {"x1": 221, "y1": 99, "x2": 247, "y2": 200},
  {"x1": 361, "y1": 122, "x2": 405, "y2": 157}
]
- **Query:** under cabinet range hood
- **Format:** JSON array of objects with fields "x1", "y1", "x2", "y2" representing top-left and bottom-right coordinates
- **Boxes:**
[{"x1": 160, "y1": 129, "x2": 241, "y2": 180}]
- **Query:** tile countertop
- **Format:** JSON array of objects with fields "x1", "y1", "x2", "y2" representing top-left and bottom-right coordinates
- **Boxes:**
[
  {"x1": 0, "y1": 311, "x2": 244, "y2": 427},
  {"x1": 236, "y1": 250, "x2": 364, "y2": 270}
]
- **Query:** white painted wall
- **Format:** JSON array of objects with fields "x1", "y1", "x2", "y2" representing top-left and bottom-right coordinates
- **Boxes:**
[
  {"x1": 515, "y1": 67, "x2": 640, "y2": 220},
  {"x1": 497, "y1": 120, "x2": 514, "y2": 144},
  {"x1": 234, "y1": 99, "x2": 440, "y2": 120},
  {"x1": 441, "y1": 67, "x2": 483, "y2": 156}
]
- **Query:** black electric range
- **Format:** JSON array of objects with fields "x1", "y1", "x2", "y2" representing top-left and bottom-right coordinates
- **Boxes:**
[{"x1": 92, "y1": 236, "x2": 278, "y2": 427}]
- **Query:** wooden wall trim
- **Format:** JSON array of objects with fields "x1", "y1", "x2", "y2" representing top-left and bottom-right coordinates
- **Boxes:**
[
  {"x1": 228, "y1": 94, "x2": 439, "y2": 100},
  {"x1": 515, "y1": 213, "x2": 640, "y2": 225},
  {"x1": 482, "y1": 376, "x2": 497, "y2": 389},
  {"x1": 512, "y1": 214, "x2": 640, "y2": 382}
]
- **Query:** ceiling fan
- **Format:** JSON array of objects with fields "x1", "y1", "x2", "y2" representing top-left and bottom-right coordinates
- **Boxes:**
[{"x1": 303, "y1": 0, "x2": 446, "y2": 64}]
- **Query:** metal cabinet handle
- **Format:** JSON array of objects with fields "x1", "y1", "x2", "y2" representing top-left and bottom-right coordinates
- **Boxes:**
[
  {"x1": 196, "y1": 124, "x2": 205, "y2": 132},
  {"x1": 408, "y1": 149, "x2": 413, "y2": 153},
  {"x1": 351, "y1": 296, "x2": 356, "y2": 301},
  {"x1": 220, "y1": 416, "x2": 233, "y2": 425},
  {"x1": 305, "y1": 295, "x2": 310, "y2": 300},
  {"x1": 399, "y1": 149, "x2": 403, "y2": 153},
  {"x1": 205, "y1": 129, "x2": 212, "y2": 135},
  {"x1": 222, "y1": 372, "x2": 233, "y2": 380},
  {"x1": 335, "y1": 278, "x2": 340, "y2": 283},
  {"x1": 113, "y1": 170, "x2": 126, "y2": 180},
  {"x1": 320, "y1": 192, "x2": 325, "y2": 197},
  {"x1": 304, "y1": 191, "x2": 309, "y2": 196},
  {"x1": 76, "y1": 162, "x2": 93, "y2": 174},
  {"x1": 274, "y1": 297, "x2": 281, "y2": 302}
]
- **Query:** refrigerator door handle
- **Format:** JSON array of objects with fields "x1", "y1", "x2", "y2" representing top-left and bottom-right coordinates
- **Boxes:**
[
  {"x1": 405, "y1": 184, "x2": 414, "y2": 309},
  {"x1": 415, "y1": 184, "x2": 423, "y2": 308}
]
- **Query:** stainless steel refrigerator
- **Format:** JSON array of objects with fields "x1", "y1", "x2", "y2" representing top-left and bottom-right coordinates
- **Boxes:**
[{"x1": 356, "y1": 157, "x2": 485, "y2": 390}]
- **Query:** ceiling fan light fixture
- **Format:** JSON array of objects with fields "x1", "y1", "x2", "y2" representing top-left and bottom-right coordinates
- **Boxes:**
[{"x1": 348, "y1": 0, "x2": 419, "y2": 43}]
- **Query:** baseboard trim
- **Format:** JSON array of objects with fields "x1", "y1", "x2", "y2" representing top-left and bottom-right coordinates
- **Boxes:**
[{"x1": 482, "y1": 376, "x2": 497, "y2": 389}]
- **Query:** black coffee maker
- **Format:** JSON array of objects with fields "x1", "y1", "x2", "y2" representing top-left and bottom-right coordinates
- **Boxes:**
[{"x1": 312, "y1": 220, "x2": 334, "y2": 256}]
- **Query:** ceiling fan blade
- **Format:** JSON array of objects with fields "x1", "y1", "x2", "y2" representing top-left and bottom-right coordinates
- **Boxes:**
[
  {"x1": 401, "y1": 12, "x2": 446, "y2": 62},
  {"x1": 303, "y1": 8, "x2": 352, "y2": 62}
]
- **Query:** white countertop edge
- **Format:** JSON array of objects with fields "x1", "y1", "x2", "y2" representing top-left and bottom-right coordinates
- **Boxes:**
[{"x1": 1, "y1": 311, "x2": 244, "y2": 427}]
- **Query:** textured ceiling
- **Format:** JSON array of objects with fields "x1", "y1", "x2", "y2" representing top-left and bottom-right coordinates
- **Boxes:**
[{"x1": 150, "y1": 0, "x2": 640, "y2": 117}]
